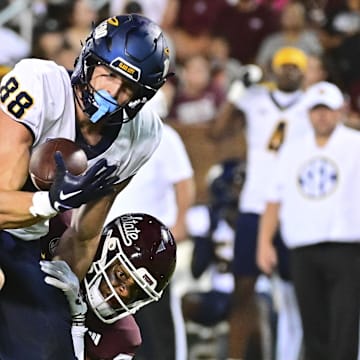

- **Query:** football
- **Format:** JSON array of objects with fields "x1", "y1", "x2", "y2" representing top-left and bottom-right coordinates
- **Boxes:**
[{"x1": 29, "y1": 138, "x2": 88, "y2": 190}]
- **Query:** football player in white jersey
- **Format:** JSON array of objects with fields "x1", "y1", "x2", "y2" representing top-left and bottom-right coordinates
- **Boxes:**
[
  {"x1": 211, "y1": 47, "x2": 311, "y2": 359},
  {"x1": 0, "y1": 14, "x2": 171, "y2": 359}
]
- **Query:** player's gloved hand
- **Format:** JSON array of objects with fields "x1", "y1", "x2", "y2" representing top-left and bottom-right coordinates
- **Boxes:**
[
  {"x1": 241, "y1": 64, "x2": 263, "y2": 87},
  {"x1": 40, "y1": 260, "x2": 87, "y2": 323},
  {"x1": 49, "y1": 152, "x2": 119, "y2": 212},
  {"x1": 227, "y1": 64, "x2": 263, "y2": 103}
]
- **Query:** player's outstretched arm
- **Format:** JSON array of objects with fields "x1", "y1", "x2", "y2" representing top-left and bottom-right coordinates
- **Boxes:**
[
  {"x1": 40, "y1": 259, "x2": 87, "y2": 318},
  {"x1": 54, "y1": 177, "x2": 132, "y2": 280},
  {"x1": 40, "y1": 259, "x2": 88, "y2": 360}
]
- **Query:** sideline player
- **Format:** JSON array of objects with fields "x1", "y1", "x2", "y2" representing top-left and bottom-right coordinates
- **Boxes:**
[
  {"x1": 40, "y1": 212, "x2": 177, "y2": 360},
  {"x1": 211, "y1": 47, "x2": 311, "y2": 358},
  {"x1": 0, "y1": 14, "x2": 171, "y2": 359},
  {"x1": 183, "y1": 158, "x2": 245, "y2": 358}
]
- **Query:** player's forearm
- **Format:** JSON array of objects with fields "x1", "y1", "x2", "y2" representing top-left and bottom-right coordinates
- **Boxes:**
[
  {"x1": 55, "y1": 225, "x2": 101, "y2": 280},
  {"x1": 54, "y1": 194, "x2": 116, "y2": 279},
  {"x1": 0, "y1": 190, "x2": 55, "y2": 228},
  {"x1": 54, "y1": 179, "x2": 131, "y2": 279}
]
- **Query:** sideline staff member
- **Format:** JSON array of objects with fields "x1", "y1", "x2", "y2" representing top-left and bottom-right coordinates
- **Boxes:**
[{"x1": 257, "y1": 81, "x2": 360, "y2": 360}]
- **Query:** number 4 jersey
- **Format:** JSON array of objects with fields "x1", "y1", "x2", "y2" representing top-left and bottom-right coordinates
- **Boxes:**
[{"x1": 231, "y1": 84, "x2": 312, "y2": 214}]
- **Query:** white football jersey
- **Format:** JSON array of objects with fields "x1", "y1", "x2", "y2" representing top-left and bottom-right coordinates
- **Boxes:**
[
  {"x1": 232, "y1": 84, "x2": 312, "y2": 213},
  {"x1": 0, "y1": 59, "x2": 162, "y2": 240}
]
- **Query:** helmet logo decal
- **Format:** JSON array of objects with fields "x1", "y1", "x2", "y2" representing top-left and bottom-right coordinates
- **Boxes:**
[
  {"x1": 117, "y1": 214, "x2": 143, "y2": 246},
  {"x1": 111, "y1": 57, "x2": 141, "y2": 82},
  {"x1": 107, "y1": 17, "x2": 119, "y2": 26},
  {"x1": 136, "y1": 268, "x2": 157, "y2": 288},
  {"x1": 94, "y1": 21, "x2": 108, "y2": 40}
]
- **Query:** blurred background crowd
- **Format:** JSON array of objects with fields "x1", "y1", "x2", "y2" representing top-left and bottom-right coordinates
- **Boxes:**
[{"x1": 1, "y1": 0, "x2": 359, "y2": 359}]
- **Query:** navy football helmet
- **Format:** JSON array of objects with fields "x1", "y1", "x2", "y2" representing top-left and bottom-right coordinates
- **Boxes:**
[
  {"x1": 84, "y1": 213, "x2": 177, "y2": 323},
  {"x1": 71, "y1": 14, "x2": 171, "y2": 125}
]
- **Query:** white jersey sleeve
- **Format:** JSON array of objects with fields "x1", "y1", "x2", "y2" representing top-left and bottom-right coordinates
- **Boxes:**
[
  {"x1": 2, "y1": 59, "x2": 77, "y2": 241},
  {"x1": 0, "y1": 58, "x2": 76, "y2": 146}
]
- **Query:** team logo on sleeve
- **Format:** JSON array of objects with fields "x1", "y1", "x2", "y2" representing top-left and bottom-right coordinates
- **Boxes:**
[{"x1": 297, "y1": 157, "x2": 338, "y2": 198}]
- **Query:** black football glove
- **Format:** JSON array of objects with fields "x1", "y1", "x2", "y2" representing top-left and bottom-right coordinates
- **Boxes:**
[{"x1": 49, "y1": 151, "x2": 118, "y2": 212}]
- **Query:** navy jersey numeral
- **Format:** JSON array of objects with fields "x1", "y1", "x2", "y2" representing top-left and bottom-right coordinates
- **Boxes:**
[{"x1": 0, "y1": 76, "x2": 34, "y2": 119}]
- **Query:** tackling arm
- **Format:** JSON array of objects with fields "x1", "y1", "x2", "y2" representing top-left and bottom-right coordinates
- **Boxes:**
[
  {"x1": 54, "y1": 178, "x2": 132, "y2": 280},
  {"x1": 40, "y1": 258, "x2": 137, "y2": 360},
  {"x1": 40, "y1": 259, "x2": 88, "y2": 360}
]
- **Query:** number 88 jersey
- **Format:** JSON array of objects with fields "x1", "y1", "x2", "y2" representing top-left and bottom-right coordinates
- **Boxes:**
[
  {"x1": 1, "y1": 58, "x2": 162, "y2": 241},
  {"x1": 0, "y1": 58, "x2": 77, "y2": 146}
]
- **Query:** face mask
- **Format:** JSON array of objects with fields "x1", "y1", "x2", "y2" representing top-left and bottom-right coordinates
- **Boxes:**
[{"x1": 87, "y1": 277, "x2": 119, "y2": 318}]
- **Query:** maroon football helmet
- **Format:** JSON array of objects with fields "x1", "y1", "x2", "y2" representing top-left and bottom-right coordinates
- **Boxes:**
[{"x1": 84, "y1": 213, "x2": 177, "y2": 323}]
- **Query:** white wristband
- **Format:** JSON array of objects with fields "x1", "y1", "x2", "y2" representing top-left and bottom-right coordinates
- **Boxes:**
[
  {"x1": 71, "y1": 324, "x2": 87, "y2": 360},
  {"x1": 29, "y1": 191, "x2": 58, "y2": 218}
]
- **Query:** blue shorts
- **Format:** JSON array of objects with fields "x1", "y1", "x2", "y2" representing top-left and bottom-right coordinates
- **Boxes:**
[
  {"x1": 0, "y1": 231, "x2": 76, "y2": 360},
  {"x1": 232, "y1": 212, "x2": 290, "y2": 280}
]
